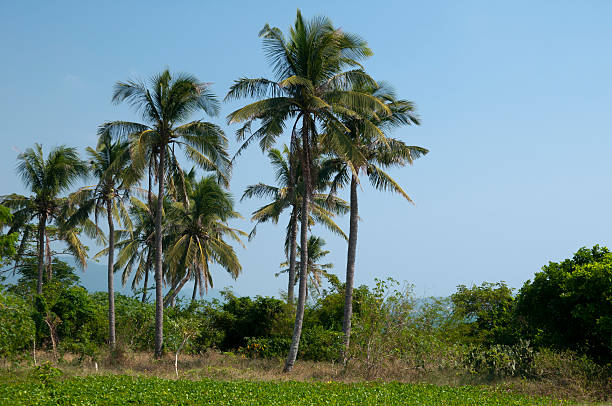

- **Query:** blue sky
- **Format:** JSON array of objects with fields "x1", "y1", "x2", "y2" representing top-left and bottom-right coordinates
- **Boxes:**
[{"x1": 1, "y1": 1, "x2": 611, "y2": 298}]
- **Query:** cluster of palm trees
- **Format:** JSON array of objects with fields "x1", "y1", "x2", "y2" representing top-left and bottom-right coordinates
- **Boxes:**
[
  {"x1": 227, "y1": 11, "x2": 427, "y2": 371},
  {"x1": 1, "y1": 10, "x2": 427, "y2": 371}
]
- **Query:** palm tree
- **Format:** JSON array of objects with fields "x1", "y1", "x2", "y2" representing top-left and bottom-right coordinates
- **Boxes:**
[
  {"x1": 68, "y1": 134, "x2": 136, "y2": 349},
  {"x1": 102, "y1": 69, "x2": 231, "y2": 357},
  {"x1": 226, "y1": 10, "x2": 386, "y2": 372},
  {"x1": 279, "y1": 235, "x2": 333, "y2": 299},
  {"x1": 164, "y1": 176, "x2": 245, "y2": 306},
  {"x1": 327, "y1": 82, "x2": 428, "y2": 360},
  {"x1": 1, "y1": 144, "x2": 90, "y2": 294},
  {"x1": 106, "y1": 196, "x2": 157, "y2": 302},
  {"x1": 242, "y1": 145, "x2": 347, "y2": 303}
]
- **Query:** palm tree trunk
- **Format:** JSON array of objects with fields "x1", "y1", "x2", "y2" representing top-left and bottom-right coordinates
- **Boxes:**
[
  {"x1": 45, "y1": 232, "x2": 52, "y2": 281},
  {"x1": 284, "y1": 117, "x2": 311, "y2": 373},
  {"x1": 142, "y1": 251, "x2": 150, "y2": 303},
  {"x1": 287, "y1": 206, "x2": 298, "y2": 304},
  {"x1": 36, "y1": 213, "x2": 47, "y2": 295},
  {"x1": 106, "y1": 200, "x2": 117, "y2": 350},
  {"x1": 142, "y1": 160, "x2": 153, "y2": 304},
  {"x1": 148, "y1": 158, "x2": 153, "y2": 208},
  {"x1": 154, "y1": 146, "x2": 166, "y2": 358},
  {"x1": 342, "y1": 174, "x2": 358, "y2": 363},
  {"x1": 191, "y1": 274, "x2": 198, "y2": 302}
]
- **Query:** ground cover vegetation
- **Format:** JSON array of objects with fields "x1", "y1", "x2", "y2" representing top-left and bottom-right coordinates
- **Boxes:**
[
  {"x1": 1, "y1": 9, "x2": 611, "y2": 404},
  {"x1": 0, "y1": 374, "x2": 570, "y2": 406}
]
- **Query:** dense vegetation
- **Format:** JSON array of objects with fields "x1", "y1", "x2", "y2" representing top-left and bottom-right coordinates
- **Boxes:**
[
  {"x1": 0, "y1": 9, "x2": 611, "y2": 404},
  {"x1": 0, "y1": 374, "x2": 569, "y2": 406}
]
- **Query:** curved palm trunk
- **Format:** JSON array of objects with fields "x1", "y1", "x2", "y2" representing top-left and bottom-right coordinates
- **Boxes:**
[
  {"x1": 36, "y1": 213, "x2": 47, "y2": 295},
  {"x1": 164, "y1": 270, "x2": 190, "y2": 308},
  {"x1": 342, "y1": 174, "x2": 358, "y2": 363},
  {"x1": 287, "y1": 206, "x2": 298, "y2": 304},
  {"x1": 107, "y1": 200, "x2": 116, "y2": 350},
  {"x1": 154, "y1": 146, "x2": 166, "y2": 358},
  {"x1": 284, "y1": 118, "x2": 311, "y2": 373}
]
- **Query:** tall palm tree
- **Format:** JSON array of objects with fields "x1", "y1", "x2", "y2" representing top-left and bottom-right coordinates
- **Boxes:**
[
  {"x1": 1, "y1": 144, "x2": 90, "y2": 294},
  {"x1": 279, "y1": 235, "x2": 333, "y2": 299},
  {"x1": 327, "y1": 83, "x2": 428, "y2": 360},
  {"x1": 242, "y1": 145, "x2": 347, "y2": 303},
  {"x1": 102, "y1": 69, "x2": 231, "y2": 357},
  {"x1": 226, "y1": 10, "x2": 386, "y2": 372},
  {"x1": 68, "y1": 134, "x2": 136, "y2": 349},
  {"x1": 164, "y1": 176, "x2": 245, "y2": 306}
]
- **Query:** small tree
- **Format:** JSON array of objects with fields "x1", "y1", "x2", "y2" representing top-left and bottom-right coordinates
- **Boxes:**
[{"x1": 166, "y1": 316, "x2": 200, "y2": 377}]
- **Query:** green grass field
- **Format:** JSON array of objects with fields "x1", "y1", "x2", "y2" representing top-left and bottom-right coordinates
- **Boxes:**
[{"x1": 0, "y1": 375, "x2": 570, "y2": 405}]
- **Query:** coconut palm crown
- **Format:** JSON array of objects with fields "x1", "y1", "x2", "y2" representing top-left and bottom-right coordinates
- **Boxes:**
[{"x1": 164, "y1": 176, "x2": 245, "y2": 305}]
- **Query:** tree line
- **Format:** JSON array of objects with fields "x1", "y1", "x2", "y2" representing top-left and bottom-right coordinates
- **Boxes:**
[{"x1": 0, "y1": 10, "x2": 428, "y2": 371}]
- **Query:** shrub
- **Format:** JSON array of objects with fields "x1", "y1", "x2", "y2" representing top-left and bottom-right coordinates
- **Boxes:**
[
  {"x1": 463, "y1": 339, "x2": 535, "y2": 378},
  {"x1": 348, "y1": 278, "x2": 416, "y2": 376},
  {"x1": 240, "y1": 326, "x2": 342, "y2": 361},
  {"x1": 0, "y1": 291, "x2": 35, "y2": 357},
  {"x1": 31, "y1": 362, "x2": 62, "y2": 385},
  {"x1": 210, "y1": 292, "x2": 287, "y2": 350},
  {"x1": 240, "y1": 336, "x2": 291, "y2": 359},
  {"x1": 451, "y1": 282, "x2": 517, "y2": 346},
  {"x1": 516, "y1": 245, "x2": 612, "y2": 362}
]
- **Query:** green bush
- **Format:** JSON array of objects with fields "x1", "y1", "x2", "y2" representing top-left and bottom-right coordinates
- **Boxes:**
[
  {"x1": 241, "y1": 336, "x2": 291, "y2": 359},
  {"x1": 299, "y1": 325, "x2": 343, "y2": 361},
  {"x1": 0, "y1": 291, "x2": 35, "y2": 357},
  {"x1": 241, "y1": 327, "x2": 341, "y2": 361},
  {"x1": 516, "y1": 245, "x2": 612, "y2": 362},
  {"x1": 463, "y1": 339, "x2": 535, "y2": 378},
  {"x1": 451, "y1": 282, "x2": 517, "y2": 346},
  {"x1": 30, "y1": 362, "x2": 62, "y2": 385},
  {"x1": 208, "y1": 292, "x2": 287, "y2": 350},
  {"x1": 94, "y1": 293, "x2": 156, "y2": 351}
]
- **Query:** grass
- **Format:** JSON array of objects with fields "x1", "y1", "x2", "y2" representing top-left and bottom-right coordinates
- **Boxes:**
[{"x1": 0, "y1": 375, "x2": 571, "y2": 405}]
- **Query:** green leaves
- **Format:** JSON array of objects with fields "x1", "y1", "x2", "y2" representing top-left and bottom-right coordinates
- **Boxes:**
[
  {"x1": 516, "y1": 245, "x2": 612, "y2": 362},
  {"x1": 0, "y1": 291, "x2": 35, "y2": 357},
  {"x1": 0, "y1": 375, "x2": 568, "y2": 405}
]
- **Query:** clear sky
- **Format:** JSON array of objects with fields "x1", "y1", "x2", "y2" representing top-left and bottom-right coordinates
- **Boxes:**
[{"x1": 1, "y1": 1, "x2": 611, "y2": 298}]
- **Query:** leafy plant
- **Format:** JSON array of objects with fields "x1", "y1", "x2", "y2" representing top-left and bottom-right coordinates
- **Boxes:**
[
  {"x1": 464, "y1": 339, "x2": 535, "y2": 378},
  {"x1": 0, "y1": 291, "x2": 35, "y2": 358},
  {"x1": 31, "y1": 362, "x2": 62, "y2": 385}
]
